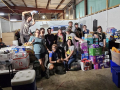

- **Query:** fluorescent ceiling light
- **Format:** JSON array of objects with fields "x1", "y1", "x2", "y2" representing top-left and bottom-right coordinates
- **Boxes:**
[
  {"x1": 66, "y1": 14, "x2": 68, "y2": 17},
  {"x1": 10, "y1": 19, "x2": 17, "y2": 21},
  {"x1": 42, "y1": 15, "x2": 45, "y2": 19},
  {"x1": 0, "y1": 13, "x2": 5, "y2": 15}
]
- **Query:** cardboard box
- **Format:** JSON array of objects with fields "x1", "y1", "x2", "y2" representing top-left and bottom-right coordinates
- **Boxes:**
[
  {"x1": 84, "y1": 38, "x2": 93, "y2": 45},
  {"x1": 89, "y1": 47, "x2": 102, "y2": 56},
  {"x1": 2, "y1": 32, "x2": 15, "y2": 37},
  {"x1": 81, "y1": 53, "x2": 89, "y2": 60},
  {"x1": 111, "y1": 50, "x2": 120, "y2": 66},
  {"x1": 85, "y1": 34, "x2": 93, "y2": 38},
  {"x1": 93, "y1": 38, "x2": 99, "y2": 44},
  {"x1": 2, "y1": 36, "x2": 17, "y2": 42},
  {"x1": 80, "y1": 41, "x2": 88, "y2": 54},
  {"x1": 89, "y1": 56, "x2": 96, "y2": 64},
  {"x1": 3, "y1": 41, "x2": 13, "y2": 45}
]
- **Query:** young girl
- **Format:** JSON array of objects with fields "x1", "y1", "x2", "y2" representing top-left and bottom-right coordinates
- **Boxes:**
[
  {"x1": 64, "y1": 39, "x2": 76, "y2": 70},
  {"x1": 29, "y1": 29, "x2": 49, "y2": 77}
]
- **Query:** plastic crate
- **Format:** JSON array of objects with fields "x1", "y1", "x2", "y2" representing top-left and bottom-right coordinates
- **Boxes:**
[
  {"x1": 110, "y1": 60, "x2": 120, "y2": 73},
  {"x1": 112, "y1": 67, "x2": 120, "y2": 88}
]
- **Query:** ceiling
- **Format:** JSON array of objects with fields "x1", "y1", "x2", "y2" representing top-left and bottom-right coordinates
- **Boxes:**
[{"x1": 0, "y1": 0, "x2": 72, "y2": 10}]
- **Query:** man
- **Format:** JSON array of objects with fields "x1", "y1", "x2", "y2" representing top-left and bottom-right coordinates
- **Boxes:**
[
  {"x1": 45, "y1": 28, "x2": 55, "y2": 51},
  {"x1": 66, "y1": 28, "x2": 83, "y2": 45},
  {"x1": 68, "y1": 21, "x2": 75, "y2": 32},
  {"x1": 20, "y1": 11, "x2": 35, "y2": 44},
  {"x1": 74, "y1": 23, "x2": 82, "y2": 38}
]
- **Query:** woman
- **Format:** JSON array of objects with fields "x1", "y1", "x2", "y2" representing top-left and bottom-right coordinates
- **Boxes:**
[
  {"x1": 83, "y1": 25, "x2": 90, "y2": 37},
  {"x1": 64, "y1": 39, "x2": 76, "y2": 70},
  {"x1": 93, "y1": 26, "x2": 106, "y2": 50},
  {"x1": 40, "y1": 28, "x2": 46, "y2": 65},
  {"x1": 55, "y1": 28, "x2": 66, "y2": 59},
  {"x1": 29, "y1": 29, "x2": 50, "y2": 77}
]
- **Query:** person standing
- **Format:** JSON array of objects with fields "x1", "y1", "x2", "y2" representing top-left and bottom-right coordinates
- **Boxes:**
[
  {"x1": 74, "y1": 23, "x2": 82, "y2": 39},
  {"x1": 45, "y1": 28, "x2": 55, "y2": 51},
  {"x1": 68, "y1": 21, "x2": 75, "y2": 32},
  {"x1": 54, "y1": 28, "x2": 66, "y2": 58},
  {"x1": 66, "y1": 28, "x2": 83, "y2": 45},
  {"x1": 20, "y1": 11, "x2": 35, "y2": 44},
  {"x1": 83, "y1": 25, "x2": 90, "y2": 37}
]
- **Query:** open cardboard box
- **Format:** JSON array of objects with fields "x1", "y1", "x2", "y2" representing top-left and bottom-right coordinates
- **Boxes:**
[{"x1": 111, "y1": 50, "x2": 120, "y2": 66}]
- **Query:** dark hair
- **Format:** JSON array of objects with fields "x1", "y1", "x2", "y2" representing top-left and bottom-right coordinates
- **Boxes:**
[
  {"x1": 97, "y1": 26, "x2": 103, "y2": 32},
  {"x1": 26, "y1": 13, "x2": 32, "y2": 20},
  {"x1": 83, "y1": 25, "x2": 87, "y2": 27},
  {"x1": 40, "y1": 28, "x2": 45, "y2": 34},
  {"x1": 66, "y1": 39, "x2": 74, "y2": 51},
  {"x1": 74, "y1": 23, "x2": 78, "y2": 25},
  {"x1": 47, "y1": 28, "x2": 51, "y2": 31}
]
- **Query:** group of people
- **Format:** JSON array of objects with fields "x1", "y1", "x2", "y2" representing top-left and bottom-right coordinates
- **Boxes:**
[{"x1": 20, "y1": 11, "x2": 106, "y2": 78}]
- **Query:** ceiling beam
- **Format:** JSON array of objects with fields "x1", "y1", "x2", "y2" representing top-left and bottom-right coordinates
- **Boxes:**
[
  {"x1": 46, "y1": 0, "x2": 51, "y2": 9},
  {"x1": 0, "y1": 6, "x2": 64, "y2": 13},
  {"x1": 35, "y1": 0, "x2": 37, "y2": 8},
  {"x1": 22, "y1": 0, "x2": 27, "y2": 7},
  {"x1": 2, "y1": 0, "x2": 11, "y2": 7},
  {"x1": 56, "y1": 0, "x2": 65, "y2": 9},
  {"x1": 9, "y1": 0, "x2": 16, "y2": 6},
  {"x1": 63, "y1": 0, "x2": 73, "y2": 10}
]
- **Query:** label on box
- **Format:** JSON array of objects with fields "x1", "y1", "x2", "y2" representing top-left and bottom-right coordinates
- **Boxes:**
[{"x1": 85, "y1": 34, "x2": 92, "y2": 38}]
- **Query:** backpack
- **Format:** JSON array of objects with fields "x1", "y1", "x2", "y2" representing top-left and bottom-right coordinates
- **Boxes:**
[
  {"x1": 70, "y1": 61, "x2": 81, "y2": 71},
  {"x1": 55, "y1": 64, "x2": 66, "y2": 75},
  {"x1": 33, "y1": 61, "x2": 41, "y2": 79}
]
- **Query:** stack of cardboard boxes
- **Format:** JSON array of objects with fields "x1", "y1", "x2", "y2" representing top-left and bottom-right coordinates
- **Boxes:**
[{"x1": 2, "y1": 32, "x2": 17, "y2": 45}]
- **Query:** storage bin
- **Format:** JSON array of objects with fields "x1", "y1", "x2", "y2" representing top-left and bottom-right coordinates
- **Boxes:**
[
  {"x1": 11, "y1": 70, "x2": 37, "y2": 90},
  {"x1": 112, "y1": 67, "x2": 120, "y2": 88},
  {"x1": 110, "y1": 60, "x2": 120, "y2": 73}
]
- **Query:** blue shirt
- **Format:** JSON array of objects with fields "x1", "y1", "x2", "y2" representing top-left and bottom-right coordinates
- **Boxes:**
[
  {"x1": 83, "y1": 29, "x2": 89, "y2": 34},
  {"x1": 29, "y1": 36, "x2": 45, "y2": 54},
  {"x1": 49, "y1": 51, "x2": 61, "y2": 61}
]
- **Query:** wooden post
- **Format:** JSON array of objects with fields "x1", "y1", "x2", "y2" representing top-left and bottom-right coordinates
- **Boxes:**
[
  {"x1": 84, "y1": 0, "x2": 88, "y2": 15},
  {"x1": 39, "y1": 11, "x2": 40, "y2": 19},
  {"x1": 90, "y1": 6, "x2": 92, "y2": 14},
  {"x1": 106, "y1": 0, "x2": 108, "y2": 9},
  {"x1": 79, "y1": 12, "x2": 80, "y2": 18},
  {"x1": 8, "y1": 14, "x2": 11, "y2": 32}
]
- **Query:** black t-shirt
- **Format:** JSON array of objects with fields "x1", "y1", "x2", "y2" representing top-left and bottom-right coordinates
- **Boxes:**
[
  {"x1": 74, "y1": 27, "x2": 82, "y2": 38},
  {"x1": 98, "y1": 32, "x2": 106, "y2": 42},
  {"x1": 45, "y1": 34, "x2": 55, "y2": 48}
]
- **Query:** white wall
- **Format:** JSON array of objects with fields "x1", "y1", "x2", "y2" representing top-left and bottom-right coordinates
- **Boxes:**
[{"x1": 1, "y1": 5, "x2": 120, "y2": 36}]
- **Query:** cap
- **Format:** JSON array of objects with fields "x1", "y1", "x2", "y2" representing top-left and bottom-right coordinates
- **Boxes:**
[
  {"x1": 66, "y1": 28, "x2": 71, "y2": 32},
  {"x1": 74, "y1": 23, "x2": 78, "y2": 25}
]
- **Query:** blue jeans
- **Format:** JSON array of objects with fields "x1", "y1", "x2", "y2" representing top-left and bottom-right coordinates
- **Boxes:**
[{"x1": 64, "y1": 55, "x2": 76, "y2": 69}]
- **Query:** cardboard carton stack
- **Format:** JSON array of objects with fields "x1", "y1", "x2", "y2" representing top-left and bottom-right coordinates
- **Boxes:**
[{"x1": 2, "y1": 32, "x2": 17, "y2": 45}]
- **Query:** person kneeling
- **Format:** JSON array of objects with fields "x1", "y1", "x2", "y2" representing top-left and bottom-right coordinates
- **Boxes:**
[
  {"x1": 48, "y1": 44, "x2": 63, "y2": 75},
  {"x1": 64, "y1": 39, "x2": 76, "y2": 71}
]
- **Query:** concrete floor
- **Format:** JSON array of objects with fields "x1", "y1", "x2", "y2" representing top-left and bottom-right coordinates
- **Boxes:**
[{"x1": 3, "y1": 68, "x2": 120, "y2": 90}]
